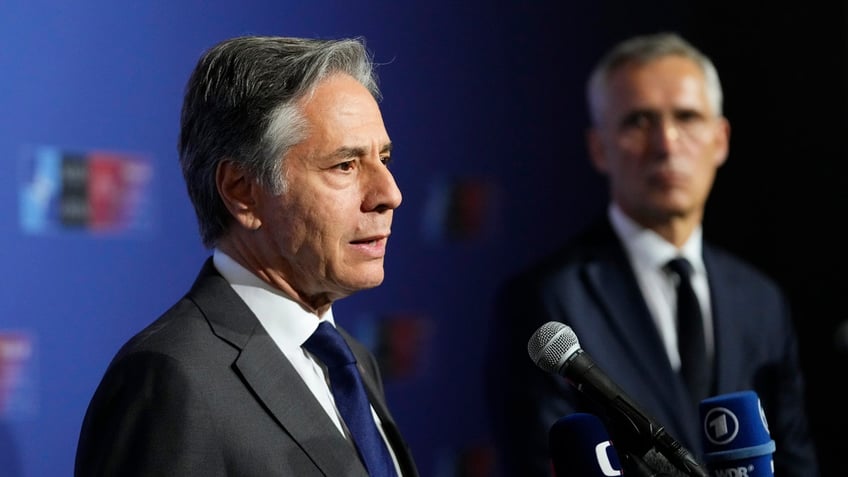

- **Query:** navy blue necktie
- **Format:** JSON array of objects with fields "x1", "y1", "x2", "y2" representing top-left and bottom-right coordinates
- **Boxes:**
[
  {"x1": 667, "y1": 257, "x2": 712, "y2": 402},
  {"x1": 303, "y1": 321, "x2": 398, "y2": 477}
]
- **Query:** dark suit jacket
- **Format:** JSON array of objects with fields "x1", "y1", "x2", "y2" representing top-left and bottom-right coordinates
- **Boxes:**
[
  {"x1": 487, "y1": 218, "x2": 819, "y2": 477},
  {"x1": 75, "y1": 258, "x2": 418, "y2": 477}
]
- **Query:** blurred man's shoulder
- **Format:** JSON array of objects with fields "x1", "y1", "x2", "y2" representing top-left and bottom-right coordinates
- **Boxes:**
[
  {"x1": 507, "y1": 216, "x2": 617, "y2": 284},
  {"x1": 704, "y1": 241, "x2": 786, "y2": 298}
]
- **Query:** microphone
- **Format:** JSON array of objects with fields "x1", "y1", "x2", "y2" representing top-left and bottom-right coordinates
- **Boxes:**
[
  {"x1": 700, "y1": 391, "x2": 775, "y2": 476},
  {"x1": 549, "y1": 413, "x2": 624, "y2": 476},
  {"x1": 528, "y1": 321, "x2": 708, "y2": 477}
]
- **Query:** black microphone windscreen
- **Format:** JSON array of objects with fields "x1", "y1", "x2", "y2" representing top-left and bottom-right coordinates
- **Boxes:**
[{"x1": 549, "y1": 413, "x2": 623, "y2": 477}]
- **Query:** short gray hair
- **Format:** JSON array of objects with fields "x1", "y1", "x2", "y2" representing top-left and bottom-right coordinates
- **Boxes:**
[
  {"x1": 178, "y1": 36, "x2": 380, "y2": 248},
  {"x1": 586, "y1": 32, "x2": 723, "y2": 125}
]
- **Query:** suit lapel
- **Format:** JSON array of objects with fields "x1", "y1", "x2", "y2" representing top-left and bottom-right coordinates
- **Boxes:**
[
  {"x1": 704, "y1": 246, "x2": 744, "y2": 393},
  {"x1": 582, "y1": 224, "x2": 676, "y2": 390},
  {"x1": 584, "y1": 257, "x2": 686, "y2": 393},
  {"x1": 187, "y1": 259, "x2": 367, "y2": 476}
]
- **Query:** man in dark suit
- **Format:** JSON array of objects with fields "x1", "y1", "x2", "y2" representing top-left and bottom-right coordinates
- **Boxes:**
[
  {"x1": 75, "y1": 36, "x2": 418, "y2": 476},
  {"x1": 487, "y1": 32, "x2": 819, "y2": 476}
]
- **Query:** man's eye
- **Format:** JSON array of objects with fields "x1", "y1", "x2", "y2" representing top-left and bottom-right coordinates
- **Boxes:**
[
  {"x1": 675, "y1": 110, "x2": 703, "y2": 123},
  {"x1": 381, "y1": 156, "x2": 392, "y2": 167},
  {"x1": 334, "y1": 161, "x2": 354, "y2": 172},
  {"x1": 621, "y1": 112, "x2": 655, "y2": 130}
]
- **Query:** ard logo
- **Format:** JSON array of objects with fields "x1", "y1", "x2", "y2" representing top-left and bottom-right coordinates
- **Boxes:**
[{"x1": 704, "y1": 406, "x2": 739, "y2": 445}]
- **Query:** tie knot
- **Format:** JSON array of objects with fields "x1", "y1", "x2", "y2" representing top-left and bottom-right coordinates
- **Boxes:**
[
  {"x1": 303, "y1": 321, "x2": 356, "y2": 368},
  {"x1": 666, "y1": 257, "x2": 694, "y2": 280}
]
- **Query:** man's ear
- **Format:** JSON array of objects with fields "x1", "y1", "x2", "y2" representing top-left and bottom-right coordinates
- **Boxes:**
[
  {"x1": 713, "y1": 117, "x2": 731, "y2": 167},
  {"x1": 216, "y1": 160, "x2": 262, "y2": 230},
  {"x1": 586, "y1": 127, "x2": 609, "y2": 173}
]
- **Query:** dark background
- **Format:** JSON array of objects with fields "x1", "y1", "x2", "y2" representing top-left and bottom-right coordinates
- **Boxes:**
[{"x1": 0, "y1": 1, "x2": 844, "y2": 476}]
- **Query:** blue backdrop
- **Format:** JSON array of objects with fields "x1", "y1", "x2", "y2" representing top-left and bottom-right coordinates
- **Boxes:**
[{"x1": 0, "y1": 2, "x2": 845, "y2": 476}]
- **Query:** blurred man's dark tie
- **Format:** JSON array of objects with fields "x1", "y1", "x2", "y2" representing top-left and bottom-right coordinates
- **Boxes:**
[{"x1": 667, "y1": 257, "x2": 711, "y2": 402}]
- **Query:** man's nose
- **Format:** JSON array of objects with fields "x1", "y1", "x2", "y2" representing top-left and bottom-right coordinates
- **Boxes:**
[
  {"x1": 649, "y1": 118, "x2": 682, "y2": 152},
  {"x1": 364, "y1": 162, "x2": 402, "y2": 213}
]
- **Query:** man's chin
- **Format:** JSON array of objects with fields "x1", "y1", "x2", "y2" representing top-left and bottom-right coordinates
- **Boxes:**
[{"x1": 342, "y1": 271, "x2": 386, "y2": 293}]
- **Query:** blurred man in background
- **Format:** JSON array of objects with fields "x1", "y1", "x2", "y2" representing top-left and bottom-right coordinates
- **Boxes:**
[{"x1": 487, "y1": 32, "x2": 818, "y2": 476}]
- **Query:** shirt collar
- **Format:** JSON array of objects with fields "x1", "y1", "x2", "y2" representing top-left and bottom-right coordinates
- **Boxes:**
[
  {"x1": 608, "y1": 203, "x2": 705, "y2": 274},
  {"x1": 212, "y1": 248, "x2": 334, "y2": 348}
]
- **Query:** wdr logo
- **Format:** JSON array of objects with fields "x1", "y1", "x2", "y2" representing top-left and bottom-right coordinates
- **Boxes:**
[{"x1": 711, "y1": 466, "x2": 754, "y2": 476}]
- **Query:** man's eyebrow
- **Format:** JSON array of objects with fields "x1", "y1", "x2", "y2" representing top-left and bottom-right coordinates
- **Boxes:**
[
  {"x1": 331, "y1": 146, "x2": 365, "y2": 159},
  {"x1": 331, "y1": 142, "x2": 393, "y2": 158}
]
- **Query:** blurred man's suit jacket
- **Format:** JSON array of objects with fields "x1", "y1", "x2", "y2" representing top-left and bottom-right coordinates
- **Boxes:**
[{"x1": 487, "y1": 218, "x2": 818, "y2": 477}]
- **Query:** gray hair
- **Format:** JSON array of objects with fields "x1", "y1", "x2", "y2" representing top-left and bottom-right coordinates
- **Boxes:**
[
  {"x1": 178, "y1": 36, "x2": 381, "y2": 248},
  {"x1": 586, "y1": 32, "x2": 723, "y2": 125}
]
